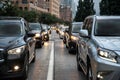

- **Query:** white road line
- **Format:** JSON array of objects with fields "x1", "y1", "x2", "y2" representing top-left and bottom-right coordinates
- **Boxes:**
[{"x1": 47, "y1": 41, "x2": 54, "y2": 80}]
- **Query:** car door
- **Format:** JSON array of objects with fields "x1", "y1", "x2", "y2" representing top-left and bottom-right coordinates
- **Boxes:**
[
  {"x1": 79, "y1": 18, "x2": 93, "y2": 66},
  {"x1": 24, "y1": 21, "x2": 36, "y2": 62}
]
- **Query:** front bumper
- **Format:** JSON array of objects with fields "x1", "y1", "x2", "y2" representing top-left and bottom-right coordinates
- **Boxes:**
[
  {"x1": 68, "y1": 40, "x2": 77, "y2": 51},
  {"x1": 93, "y1": 57, "x2": 120, "y2": 80},
  {"x1": 0, "y1": 58, "x2": 25, "y2": 79}
]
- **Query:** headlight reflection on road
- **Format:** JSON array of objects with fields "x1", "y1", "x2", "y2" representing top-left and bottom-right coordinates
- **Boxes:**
[{"x1": 44, "y1": 42, "x2": 49, "y2": 46}]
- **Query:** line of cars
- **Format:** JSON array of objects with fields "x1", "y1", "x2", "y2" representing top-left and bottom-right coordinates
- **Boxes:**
[
  {"x1": 0, "y1": 16, "x2": 51, "y2": 80},
  {"x1": 29, "y1": 23, "x2": 51, "y2": 48}
]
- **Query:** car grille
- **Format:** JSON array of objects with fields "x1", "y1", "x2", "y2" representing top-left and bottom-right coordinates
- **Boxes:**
[{"x1": 0, "y1": 49, "x2": 4, "y2": 60}]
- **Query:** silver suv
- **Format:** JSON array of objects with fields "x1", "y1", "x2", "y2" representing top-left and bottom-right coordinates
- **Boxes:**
[{"x1": 76, "y1": 15, "x2": 120, "y2": 80}]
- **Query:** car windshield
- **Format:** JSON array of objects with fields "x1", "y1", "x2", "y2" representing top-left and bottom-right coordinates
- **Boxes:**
[
  {"x1": 0, "y1": 21, "x2": 22, "y2": 36},
  {"x1": 72, "y1": 24, "x2": 82, "y2": 33},
  {"x1": 42, "y1": 24, "x2": 48, "y2": 30},
  {"x1": 95, "y1": 19, "x2": 120, "y2": 36},
  {"x1": 29, "y1": 23, "x2": 41, "y2": 30}
]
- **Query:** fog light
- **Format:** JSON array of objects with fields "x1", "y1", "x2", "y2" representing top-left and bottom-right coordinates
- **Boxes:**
[
  {"x1": 14, "y1": 65, "x2": 20, "y2": 71},
  {"x1": 44, "y1": 42, "x2": 48, "y2": 46},
  {"x1": 45, "y1": 36, "x2": 47, "y2": 38},
  {"x1": 97, "y1": 72, "x2": 103, "y2": 79}
]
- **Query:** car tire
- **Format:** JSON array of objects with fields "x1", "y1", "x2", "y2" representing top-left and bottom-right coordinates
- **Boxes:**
[
  {"x1": 21, "y1": 55, "x2": 29, "y2": 80},
  {"x1": 76, "y1": 53, "x2": 82, "y2": 71},
  {"x1": 68, "y1": 48, "x2": 72, "y2": 53},
  {"x1": 63, "y1": 39, "x2": 66, "y2": 44},
  {"x1": 87, "y1": 59, "x2": 93, "y2": 80},
  {"x1": 31, "y1": 50, "x2": 36, "y2": 63},
  {"x1": 39, "y1": 44, "x2": 42, "y2": 48},
  {"x1": 66, "y1": 44, "x2": 69, "y2": 48}
]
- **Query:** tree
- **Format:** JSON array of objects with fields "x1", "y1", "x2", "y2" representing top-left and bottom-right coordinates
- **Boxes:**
[
  {"x1": 74, "y1": 0, "x2": 95, "y2": 22},
  {"x1": 18, "y1": 10, "x2": 39, "y2": 22},
  {"x1": 0, "y1": 0, "x2": 19, "y2": 16},
  {"x1": 100, "y1": 0, "x2": 120, "y2": 15}
]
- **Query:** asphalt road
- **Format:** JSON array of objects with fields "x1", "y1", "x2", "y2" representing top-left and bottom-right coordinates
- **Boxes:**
[{"x1": 3, "y1": 30, "x2": 86, "y2": 80}]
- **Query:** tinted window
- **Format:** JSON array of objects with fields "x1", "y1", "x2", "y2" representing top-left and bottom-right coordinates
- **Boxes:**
[
  {"x1": 42, "y1": 24, "x2": 48, "y2": 30},
  {"x1": 0, "y1": 22, "x2": 22, "y2": 36},
  {"x1": 29, "y1": 23, "x2": 41, "y2": 30},
  {"x1": 95, "y1": 19, "x2": 120, "y2": 36},
  {"x1": 72, "y1": 23, "x2": 82, "y2": 33},
  {"x1": 83, "y1": 18, "x2": 93, "y2": 35}
]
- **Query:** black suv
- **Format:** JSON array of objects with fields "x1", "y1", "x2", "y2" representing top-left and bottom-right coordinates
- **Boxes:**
[
  {"x1": 77, "y1": 15, "x2": 120, "y2": 80},
  {"x1": 0, "y1": 17, "x2": 36, "y2": 79},
  {"x1": 29, "y1": 22, "x2": 44, "y2": 48},
  {"x1": 64, "y1": 22, "x2": 83, "y2": 53}
]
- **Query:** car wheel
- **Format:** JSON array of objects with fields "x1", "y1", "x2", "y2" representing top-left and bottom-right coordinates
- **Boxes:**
[
  {"x1": 21, "y1": 55, "x2": 29, "y2": 80},
  {"x1": 68, "y1": 48, "x2": 72, "y2": 53},
  {"x1": 39, "y1": 43, "x2": 42, "y2": 48},
  {"x1": 66, "y1": 44, "x2": 69, "y2": 48},
  {"x1": 87, "y1": 60, "x2": 93, "y2": 80},
  {"x1": 31, "y1": 50, "x2": 36, "y2": 63},
  {"x1": 76, "y1": 53, "x2": 82, "y2": 71},
  {"x1": 63, "y1": 39, "x2": 66, "y2": 44}
]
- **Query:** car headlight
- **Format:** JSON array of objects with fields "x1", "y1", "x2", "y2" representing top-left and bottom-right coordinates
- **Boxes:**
[
  {"x1": 8, "y1": 46, "x2": 25, "y2": 59},
  {"x1": 42, "y1": 32, "x2": 47, "y2": 35},
  {"x1": 98, "y1": 48, "x2": 117, "y2": 63},
  {"x1": 35, "y1": 33, "x2": 40, "y2": 38},
  {"x1": 71, "y1": 36, "x2": 78, "y2": 40},
  {"x1": 60, "y1": 31, "x2": 64, "y2": 35}
]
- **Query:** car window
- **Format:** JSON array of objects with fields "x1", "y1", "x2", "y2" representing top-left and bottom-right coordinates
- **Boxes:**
[
  {"x1": 0, "y1": 22, "x2": 22, "y2": 36},
  {"x1": 95, "y1": 19, "x2": 120, "y2": 36},
  {"x1": 29, "y1": 23, "x2": 41, "y2": 30},
  {"x1": 72, "y1": 23, "x2": 82, "y2": 33},
  {"x1": 83, "y1": 18, "x2": 93, "y2": 35},
  {"x1": 42, "y1": 24, "x2": 48, "y2": 30}
]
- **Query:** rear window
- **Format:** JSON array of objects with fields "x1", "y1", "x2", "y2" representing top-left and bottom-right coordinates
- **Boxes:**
[
  {"x1": 29, "y1": 23, "x2": 41, "y2": 30},
  {"x1": 72, "y1": 23, "x2": 82, "y2": 33}
]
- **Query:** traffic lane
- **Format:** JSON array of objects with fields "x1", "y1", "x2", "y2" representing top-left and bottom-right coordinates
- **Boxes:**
[
  {"x1": 54, "y1": 39, "x2": 87, "y2": 80},
  {"x1": 28, "y1": 42, "x2": 51, "y2": 80}
]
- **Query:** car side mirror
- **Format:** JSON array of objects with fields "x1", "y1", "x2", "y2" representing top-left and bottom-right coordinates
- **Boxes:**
[{"x1": 79, "y1": 29, "x2": 89, "y2": 38}]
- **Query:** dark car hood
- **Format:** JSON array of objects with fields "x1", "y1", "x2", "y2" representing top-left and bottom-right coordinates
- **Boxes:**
[
  {"x1": 0, "y1": 37, "x2": 21, "y2": 48},
  {"x1": 94, "y1": 37, "x2": 120, "y2": 50}
]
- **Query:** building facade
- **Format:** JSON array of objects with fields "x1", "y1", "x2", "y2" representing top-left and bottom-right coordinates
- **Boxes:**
[
  {"x1": 45, "y1": 0, "x2": 60, "y2": 18},
  {"x1": 12, "y1": 0, "x2": 48, "y2": 13},
  {"x1": 8, "y1": 0, "x2": 60, "y2": 18},
  {"x1": 60, "y1": 5, "x2": 72, "y2": 21}
]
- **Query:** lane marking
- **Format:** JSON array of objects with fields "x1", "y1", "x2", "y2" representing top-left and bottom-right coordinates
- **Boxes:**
[{"x1": 47, "y1": 41, "x2": 54, "y2": 80}]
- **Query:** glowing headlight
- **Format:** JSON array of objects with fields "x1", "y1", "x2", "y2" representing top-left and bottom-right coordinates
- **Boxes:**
[
  {"x1": 8, "y1": 46, "x2": 25, "y2": 54},
  {"x1": 35, "y1": 33, "x2": 40, "y2": 38},
  {"x1": 42, "y1": 32, "x2": 47, "y2": 35},
  {"x1": 71, "y1": 36, "x2": 78, "y2": 40},
  {"x1": 60, "y1": 32, "x2": 64, "y2": 35},
  {"x1": 98, "y1": 48, "x2": 117, "y2": 63}
]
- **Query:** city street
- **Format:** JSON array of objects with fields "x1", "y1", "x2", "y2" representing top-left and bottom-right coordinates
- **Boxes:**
[
  {"x1": 3, "y1": 30, "x2": 86, "y2": 80},
  {"x1": 27, "y1": 30, "x2": 86, "y2": 80}
]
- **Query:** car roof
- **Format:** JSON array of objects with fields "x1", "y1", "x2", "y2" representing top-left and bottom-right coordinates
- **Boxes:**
[
  {"x1": 29, "y1": 23, "x2": 40, "y2": 25},
  {"x1": 72, "y1": 22, "x2": 83, "y2": 25},
  {"x1": 86, "y1": 15, "x2": 120, "y2": 20},
  {"x1": 96, "y1": 16, "x2": 120, "y2": 20},
  {"x1": 0, "y1": 16, "x2": 25, "y2": 22}
]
